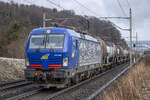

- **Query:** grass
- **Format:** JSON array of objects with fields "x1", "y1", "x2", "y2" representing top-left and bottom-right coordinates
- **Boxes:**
[{"x1": 98, "y1": 55, "x2": 150, "y2": 100}]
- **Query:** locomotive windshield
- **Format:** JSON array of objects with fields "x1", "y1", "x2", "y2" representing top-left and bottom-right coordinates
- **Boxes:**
[
  {"x1": 29, "y1": 35, "x2": 45, "y2": 49},
  {"x1": 29, "y1": 34, "x2": 64, "y2": 49},
  {"x1": 46, "y1": 34, "x2": 64, "y2": 49}
]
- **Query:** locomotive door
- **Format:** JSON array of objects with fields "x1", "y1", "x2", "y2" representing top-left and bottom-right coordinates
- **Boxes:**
[{"x1": 71, "y1": 37, "x2": 79, "y2": 67}]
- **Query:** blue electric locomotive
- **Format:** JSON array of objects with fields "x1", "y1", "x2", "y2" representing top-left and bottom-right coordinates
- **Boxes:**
[{"x1": 24, "y1": 27, "x2": 102, "y2": 88}]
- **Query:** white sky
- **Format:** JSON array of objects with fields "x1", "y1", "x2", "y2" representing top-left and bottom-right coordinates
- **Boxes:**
[{"x1": 1, "y1": 0, "x2": 150, "y2": 41}]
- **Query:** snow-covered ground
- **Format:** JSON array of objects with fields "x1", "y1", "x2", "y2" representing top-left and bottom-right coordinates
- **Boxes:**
[{"x1": 0, "y1": 57, "x2": 25, "y2": 83}]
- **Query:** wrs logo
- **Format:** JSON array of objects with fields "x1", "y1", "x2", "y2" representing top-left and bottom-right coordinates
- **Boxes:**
[{"x1": 41, "y1": 54, "x2": 50, "y2": 59}]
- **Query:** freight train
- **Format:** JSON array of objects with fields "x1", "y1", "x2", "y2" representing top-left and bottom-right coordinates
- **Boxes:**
[{"x1": 24, "y1": 27, "x2": 129, "y2": 88}]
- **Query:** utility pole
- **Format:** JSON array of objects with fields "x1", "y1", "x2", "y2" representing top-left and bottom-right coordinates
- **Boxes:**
[
  {"x1": 99, "y1": 8, "x2": 133, "y2": 66},
  {"x1": 129, "y1": 8, "x2": 132, "y2": 65},
  {"x1": 136, "y1": 32, "x2": 138, "y2": 51},
  {"x1": 136, "y1": 32, "x2": 138, "y2": 59},
  {"x1": 136, "y1": 32, "x2": 138, "y2": 46},
  {"x1": 43, "y1": 12, "x2": 46, "y2": 27}
]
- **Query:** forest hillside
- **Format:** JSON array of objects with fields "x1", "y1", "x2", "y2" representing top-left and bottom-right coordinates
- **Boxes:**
[{"x1": 0, "y1": 1, "x2": 127, "y2": 58}]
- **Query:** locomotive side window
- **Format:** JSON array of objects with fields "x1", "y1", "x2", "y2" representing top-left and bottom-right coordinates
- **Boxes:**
[
  {"x1": 29, "y1": 35, "x2": 45, "y2": 49},
  {"x1": 75, "y1": 40, "x2": 78, "y2": 49},
  {"x1": 72, "y1": 37, "x2": 78, "y2": 50}
]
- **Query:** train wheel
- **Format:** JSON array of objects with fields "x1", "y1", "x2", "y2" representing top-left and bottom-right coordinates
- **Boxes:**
[
  {"x1": 72, "y1": 74, "x2": 80, "y2": 84},
  {"x1": 66, "y1": 79, "x2": 71, "y2": 87}
]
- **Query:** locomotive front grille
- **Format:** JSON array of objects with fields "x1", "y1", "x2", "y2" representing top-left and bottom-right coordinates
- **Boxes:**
[{"x1": 30, "y1": 58, "x2": 62, "y2": 69}]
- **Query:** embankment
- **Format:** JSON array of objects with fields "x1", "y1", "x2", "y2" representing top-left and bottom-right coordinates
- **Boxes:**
[{"x1": 0, "y1": 57, "x2": 24, "y2": 83}]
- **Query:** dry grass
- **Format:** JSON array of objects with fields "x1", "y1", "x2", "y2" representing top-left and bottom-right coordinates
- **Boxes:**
[{"x1": 98, "y1": 55, "x2": 150, "y2": 100}]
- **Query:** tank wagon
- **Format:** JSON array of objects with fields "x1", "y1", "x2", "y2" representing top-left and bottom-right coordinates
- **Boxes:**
[
  {"x1": 24, "y1": 27, "x2": 129, "y2": 88},
  {"x1": 101, "y1": 42, "x2": 129, "y2": 68}
]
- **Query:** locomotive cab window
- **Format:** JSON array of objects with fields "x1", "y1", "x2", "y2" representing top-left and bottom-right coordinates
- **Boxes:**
[
  {"x1": 29, "y1": 35, "x2": 45, "y2": 49},
  {"x1": 46, "y1": 34, "x2": 64, "y2": 49},
  {"x1": 29, "y1": 34, "x2": 64, "y2": 49}
]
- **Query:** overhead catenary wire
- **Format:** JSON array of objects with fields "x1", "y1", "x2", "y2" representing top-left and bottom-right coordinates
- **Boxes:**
[
  {"x1": 111, "y1": 22, "x2": 129, "y2": 31},
  {"x1": 116, "y1": 0, "x2": 127, "y2": 16},
  {"x1": 125, "y1": 0, "x2": 131, "y2": 8},
  {"x1": 46, "y1": 0, "x2": 65, "y2": 10},
  {"x1": 26, "y1": 0, "x2": 35, "y2": 5},
  {"x1": 73, "y1": 0, "x2": 99, "y2": 17},
  {"x1": 98, "y1": 0, "x2": 130, "y2": 31},
  {"x1": 70, "y1": 0, "x2": 88, "y2": 16},
  {"x1": 45, "y1": 0, "x2": 129, "y2": 32}
]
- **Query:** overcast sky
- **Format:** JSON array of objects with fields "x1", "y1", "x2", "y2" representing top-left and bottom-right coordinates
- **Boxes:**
[{"x1": 1, "y1": 0, "x2": 150, "y2": 41}]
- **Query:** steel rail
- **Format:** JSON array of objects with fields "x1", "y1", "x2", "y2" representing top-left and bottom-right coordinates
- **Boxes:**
[
  {"x1": 85, "y1": 57, "x2": 142, "y2": 100},
  {"x1": 5, "y1": 88, "x2": 43, "y2": 100},
  {"x1": 45, "y1": 63, "x2": 128, "y2": 100},
  {"x1": 0, "y1": 79, "x2": 25, "y2": 87},
  {"x1": 0, "y1": 81, "x2": 32, "y2": 91}
]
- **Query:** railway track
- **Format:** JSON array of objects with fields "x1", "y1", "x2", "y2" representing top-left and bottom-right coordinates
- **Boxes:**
[
  {"x1": 0, "y1": 79, "x2": 32, "y2": 91},
  {"x1": 5, "y1": 88, "x2": 43, "y2": 100},
  {"x1": 4, "y1": 59, "x2": 141, "y2": 100},
  {"x1": 86, "y1": 58, "x2": 142, "y2": 100},
  {"x1": 44, "y1": 63, "x2": 130, "y2": 100},
  {"x1": 17, "y1": 63, "x2": 131, "y2": 100},
  {"x1": 0, "y1": 79, "x2": 38, "y2": 100}
]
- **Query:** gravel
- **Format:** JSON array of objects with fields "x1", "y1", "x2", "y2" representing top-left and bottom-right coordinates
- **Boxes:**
[
  {"x1": 0, "y1": 57, "x2": 24, "y2": 83},
  {"x1": 0, "y1": 84, "x2": 36, "y2": 100},
  {"x1": 45, "y1": 64, "x2": 129, "y2": 100}
]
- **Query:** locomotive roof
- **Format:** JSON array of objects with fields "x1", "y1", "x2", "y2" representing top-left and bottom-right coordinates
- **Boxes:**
[{"x1": 31, "y1": 27, "x2": 98, "y2": 42}]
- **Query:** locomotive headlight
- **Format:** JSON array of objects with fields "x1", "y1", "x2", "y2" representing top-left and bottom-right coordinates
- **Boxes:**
[
  {"x1": 63, "y1": 57, "x2": 68, "y2": 67},
  {"x1": 25, "y1": 58, "x2": 30, "y2": 66},
  {"x1": 45, "y1": 29, "x2": 51, "y2": 34}
]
